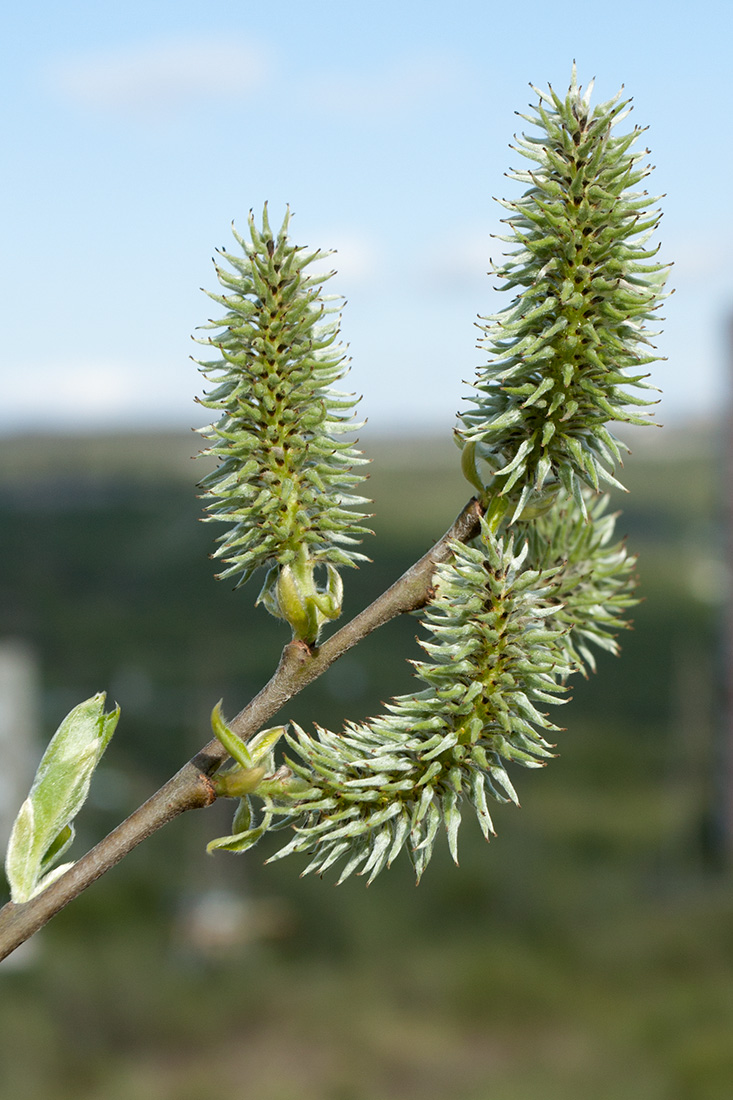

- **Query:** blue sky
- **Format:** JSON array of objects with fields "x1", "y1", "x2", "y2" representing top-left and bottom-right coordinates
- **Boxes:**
[{"x1": 2, "y1": 0, "x2": 732, "y2": 435}]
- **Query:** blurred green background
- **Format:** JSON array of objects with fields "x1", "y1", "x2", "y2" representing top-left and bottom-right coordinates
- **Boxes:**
[{"x1": 0, "y1": 424, "x2": 730, "y2": 1100}]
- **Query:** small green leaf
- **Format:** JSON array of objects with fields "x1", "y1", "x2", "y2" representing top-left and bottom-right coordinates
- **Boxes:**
[
  {"x1": 231, "y1": 797, "x2": 253, "y2": 835},
  {"x1": 247, "y1": 724, "x2": 287, "y2": 766},
  {"x1": 207, "y1": 799, "x2": 275, "y2": 855},
  {"x1": 206, "y1": 824, "x2": 269, "y2": 855},
  {"x1": 39, "y1": 823, "x2": 75, "y2": 873},
  {"x1": 210, "y1": 700, "x2": 252, "y2": 768}
]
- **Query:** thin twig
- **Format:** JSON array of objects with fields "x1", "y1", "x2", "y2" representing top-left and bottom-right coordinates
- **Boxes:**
[{"x1": 0, "y1": 497, "x2": 482, "y2": 962}]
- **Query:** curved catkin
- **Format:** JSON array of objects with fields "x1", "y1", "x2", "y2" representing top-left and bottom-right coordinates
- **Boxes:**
[
  {"x1": 266, "y1": 521, "x2": 571, "y2": 883},
  {"x1": 262, "y1": 494, "x2": 636, "y2": 883},
  {"x1": 195, "y1": 207, "x2": 371, "y2": 637},
  {"x1": 458, "y1": 66, "x2": 670, "y2": 516},
  {"x1": 518, "y1": 490, "x2": 639, "y2": 675}
]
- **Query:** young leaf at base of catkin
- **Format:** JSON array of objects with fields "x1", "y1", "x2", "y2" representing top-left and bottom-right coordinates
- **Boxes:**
[
  {"x1": 195, "y1": 206, "x2": 371, "y2": 642},
  {"x1": 518, "y1": 490, "x2": 639, "y2": 675},
  {"x1": 457, "y1": 66, "x2": 670, "y2": 519},
  {"x1": 265, "y1": 519, "x2": 572, "y2": 884}
]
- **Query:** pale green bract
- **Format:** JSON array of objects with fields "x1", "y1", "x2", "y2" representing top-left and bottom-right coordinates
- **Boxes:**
[{"x1": 4, "y1": 694, "x2": 119, "y2": 903}]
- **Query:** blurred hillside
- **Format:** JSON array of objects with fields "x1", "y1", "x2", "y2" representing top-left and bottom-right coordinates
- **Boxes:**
[{"x1": 0, "y1": 422, "x2": 730, "y2": 1100}]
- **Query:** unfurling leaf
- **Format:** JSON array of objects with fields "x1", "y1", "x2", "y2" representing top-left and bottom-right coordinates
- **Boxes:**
[{"x1": 4, "y1": 694, "x2": 120, "y2": 903}]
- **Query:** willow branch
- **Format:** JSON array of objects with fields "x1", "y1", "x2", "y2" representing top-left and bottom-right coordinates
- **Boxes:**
[
  {"x1": 194, "y1": 496, "x2": 483, "y2": 769},
  {"x1": 0, "y1": 497, "x2": 482, "y2": 962}
]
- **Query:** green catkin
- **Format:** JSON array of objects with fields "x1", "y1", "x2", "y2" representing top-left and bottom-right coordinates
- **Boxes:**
[
  {"x1": 265, "y1": 521, "x2": 571, "y2": 882},
  {"x1": 457, "y1": 66, "x2": 670, "y2": 519},
  {"x1": 196, "y1": 206, "x2": 371, "y2": 641}
]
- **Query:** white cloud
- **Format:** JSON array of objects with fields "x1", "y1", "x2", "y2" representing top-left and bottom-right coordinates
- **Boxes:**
[
  {"x1": 331, "y1": 235, "x2": 379, "y2": 283},
  {"x1": 308, "y1": 232, "x2": 380, "y2": 287},
  {"x1": 310, "y1": 225, "x2": 491, "y2": 299},
  {"x1": 307, "y1": 52, "x2": 471, "y2": 115},
  {"x1": 48, "y1": 36, "x2": 269, "y2": 113},
  {"x1": 416, "y1": 230, "x2": 494, "y2": 294},
  {"x1": 4, "y1": 359, "x2": 202, "y2": 430},
  {"x1": 46, "y1": 39, "x2": 470, "y2": 122},
  {"x1": 666, "y1": 232, "x2": 733, "y2": 284}
]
